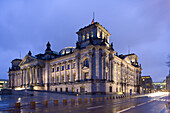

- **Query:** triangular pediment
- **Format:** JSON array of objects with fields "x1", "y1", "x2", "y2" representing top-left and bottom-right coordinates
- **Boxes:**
[{"x1": 19, "y1": 55, "x2": 37, "y2": 66}]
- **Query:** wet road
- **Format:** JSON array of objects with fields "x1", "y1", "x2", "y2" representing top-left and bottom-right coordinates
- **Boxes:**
[{"x1": 1, "y1": 92, "x2": 170, "y2": 113}]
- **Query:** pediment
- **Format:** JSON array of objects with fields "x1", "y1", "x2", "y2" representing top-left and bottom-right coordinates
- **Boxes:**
[{"x1": 19, "y1": 55, "x2": 37, "y2": 66}]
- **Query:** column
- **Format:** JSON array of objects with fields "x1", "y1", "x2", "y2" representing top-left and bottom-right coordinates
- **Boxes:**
[
  {"x1": 76, "y1": 54, "x2": 80, "y2": 81},
  {"x1": 102, "y1": 52, "x2": 106, "y2": 80},
  {"x1": 33, "y1": 66, "x2": 35, "y2": 85},
  {"x1": 30, "y1": 67, "x2": 32, "y2": 85},
  {"x1": 88, "y1": 51, "x2": 92, "y2": 79},
  {"x1": 64, "y1": 62, "x2": 67, "y2": 82},
  {"x1": 96, "y1": 49, "x2": 99, "y2": 79},
  {"x1": 25, "y1": 68, "x2": 28, "y2": 86},
  {"x1": 21, "y1": 70, "x2": 23, "y2": 86},
  {"x1": 54, "y1": 64, "x2": 56, "y2": 84},
  {"x1": 70, "y1": 60, "x2": 73, "y2": 82},
  {"x1": 37, "y1": 65, "x2": 39, "y2": 84},
  {"x1": 59, "y1": 63, "x2": 62, "y2": 83},
  {"x1": 39, "y1": 67, "x2": 41, "y2": 85}
]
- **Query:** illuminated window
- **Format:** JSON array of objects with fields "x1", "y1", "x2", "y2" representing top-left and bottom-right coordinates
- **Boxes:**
[
  {"x1": 91, "y1": 31, "x2": 93, "y2": 37},
  {"x1": 72, "y1": 87, "x2": 74, "y2": 92},
  {"x1": 85, "y1": 72, "x2": 89, "y2": 80},
  {"x1": 86, "y1": 33, "x2": 89, "y2": 39},
  {"x1": 67, "y1": 74, "x2": 70, "y2": 82},
  {"x1": 62, "y1": 75, "x2": 64, "y2": 82},
  {"x1": 82, "y1": 35, "x2": 85, "y2": 41}
]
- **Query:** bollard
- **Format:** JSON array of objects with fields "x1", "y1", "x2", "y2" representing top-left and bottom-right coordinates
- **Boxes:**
[
  {"x1": 44, "y1": 100, "x2": 48, "y2": 106},
  {"x1": 63, "y1": 99, "x2": 67, "y2": 105},
  {"x1": 78, "y1": 98, "x2": 82, "y2": 104},
  {"x1": 84, "y1": 98, "x2": 88, "y2": 103},
  {"x1": 95, "y1": 97, "x2": 98, "y2": 102},
  {"x1": 107, "y1": 97, "x2": 109, "y2": 100},
  {"x1": 30, "y1": 101, "x2": 36, "y2": 107},
  {"x1": 71, "y1": 99, "x2": 75, "y2": 105},
  {"x1": 54, "y1": 100, "x2": 58, "y2": 105},
  {"x1": 90, "y1": 98, "x2": 93, "y2": 102},
  {"x1": 113, "y1": 96, "x2": 115, "y2": 99},
  {"x1": 99, "y1": 97, "x2": 102, "y2": 101},
  {"x1": 15, "y1": 102, "x2": 21, "y2": 108},
  {"x1": 110, "y1": 96, "x2": 112, "y2": 100}
]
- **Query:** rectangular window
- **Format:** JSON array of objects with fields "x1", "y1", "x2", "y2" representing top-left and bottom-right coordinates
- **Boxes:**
[
  {"x1": 62, "y1": 66, "x2": 64, "y2": 71},
  {"x1": 72, "y1": 63, "x2": 76, "y2": 69},
  {"x1": 67, "y1": 65, "x2": 70, "y2": 70},
  {"x1": 52, "y1": 68, "x2": 54, "y2": 72},
  {"x1": 56, "y1": 67, "x2": 59, "y2": 71}
]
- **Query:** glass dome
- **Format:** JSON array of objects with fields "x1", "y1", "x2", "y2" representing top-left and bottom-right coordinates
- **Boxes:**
[{"x1": 60, "y1": 47, "x2": 75, "y2": 55}]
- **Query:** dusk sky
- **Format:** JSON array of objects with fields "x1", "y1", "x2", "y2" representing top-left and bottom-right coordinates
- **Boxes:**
[{"x1": 0, "y1": 0, "x2": 169, "y2": 82}]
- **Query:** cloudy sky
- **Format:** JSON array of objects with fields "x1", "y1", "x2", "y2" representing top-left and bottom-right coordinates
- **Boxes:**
[{"x1": 0, "y1": 0, "x2": 169, "y2": 82}]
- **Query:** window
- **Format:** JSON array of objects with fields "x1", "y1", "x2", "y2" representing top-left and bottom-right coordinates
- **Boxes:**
[
  {"x1": 109, "y1": 86, "x2": 112, "y2": 92},
  {"x1": 57, "y1": 75, "x2": 59, "y2": 82},
  {"x1": 82, "y1": 35, "x2": 85, "y2": 41},
  {"x1": 72, "y1": 87, "x2": 74, "y2": 92},
  {"x1": 52, "y1": 68, "x2": 54, "y2": 72},
  {"x1": 56, "y1": 67, "x2": 59, "y2": 71},
  {"x1": 60, "y1": 88, "x2": 62, "y2": 92},
  {"x1": 67, "y1": 74, "x2": 70, "y2": 82},
  {"x1": 83, "y1": 59, "x2": 89, "y2": 67},
  {"x1": 52, "y1": 75, "x2": 54, "y2": 83},
  {"x1": 55, "y1": 88, "x2": 57, "y2": 92},
  {"x1": 67, "y1": 64, "x2": 70, "y2": 70},
  {"x1": 85, "y1": 72, "x2": 88, "y2": 80},
  {"x1": 73, "y1": 73, "x2": 76, "y2": 81},
  {"x1": 91, "y1": 31, "x2": 93, "y2": 37},
  {"x1": 72, "y1": 63, "x2": 76, "y2": 69},
  {"x1": 62, "y1": 75, "x2": 64, "y2": 82},
  {"x1": 86, "y1": 33, "x2": 89, "y2": 39},
  {"x1": 62, "y1": 66, "x2": 64, "y2": 71},
  {"x1": 66, "y1": 87, "x2": 68, "y2": 92}
]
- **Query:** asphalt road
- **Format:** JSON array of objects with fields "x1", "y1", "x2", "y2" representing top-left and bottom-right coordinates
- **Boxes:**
[{"x1": 3, "y1": 92, "x2": 170, "y2": 113}]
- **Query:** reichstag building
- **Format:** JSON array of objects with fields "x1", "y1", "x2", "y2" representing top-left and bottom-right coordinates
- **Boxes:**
[{"x1": 8, "y1": 22, "x2": 142, "y2": 94}]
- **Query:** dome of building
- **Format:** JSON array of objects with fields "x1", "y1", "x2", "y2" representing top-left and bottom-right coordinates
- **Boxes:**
[{"x1": 60, "y1": 47, "x2": 75, "y2": 55}]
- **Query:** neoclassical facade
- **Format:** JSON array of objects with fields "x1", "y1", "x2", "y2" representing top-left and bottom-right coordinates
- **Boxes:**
[{"x1": 9, "y1": 22, "x2": 142, "y2": 94}]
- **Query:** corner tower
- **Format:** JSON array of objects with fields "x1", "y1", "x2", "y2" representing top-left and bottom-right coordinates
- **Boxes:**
[{"x1": 76, "y1": 22, "x2": 111, "y2": 49}]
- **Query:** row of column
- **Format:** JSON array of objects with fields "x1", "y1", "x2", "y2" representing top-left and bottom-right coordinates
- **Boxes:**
[
  {"x1": 51, "y1": 60, "x2": 75, "y2": 84},
  {"x1": 21, "y1": 65, "x2": 43, "y2": 87}
]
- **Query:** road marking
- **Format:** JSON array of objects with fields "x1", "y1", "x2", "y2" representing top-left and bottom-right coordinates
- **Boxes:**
[
  {"x1": 117, "y1": 106, "x2": 135, "y2": 113},
  {"x1": 117, "y1": 99, "x2": 156, "y2": 113},
  {"x1": 87, "y1": 105, "x2": 103, "y2": 110}
]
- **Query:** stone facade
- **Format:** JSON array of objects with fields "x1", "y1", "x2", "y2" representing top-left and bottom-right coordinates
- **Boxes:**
[{"x1": 8, "y1": 22, "x2": 142, "y2": 94}]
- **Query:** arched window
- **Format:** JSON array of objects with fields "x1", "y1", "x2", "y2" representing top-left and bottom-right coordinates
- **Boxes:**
[{"x1": 83, "y1": 59, "x2": 89, "y2": 67}]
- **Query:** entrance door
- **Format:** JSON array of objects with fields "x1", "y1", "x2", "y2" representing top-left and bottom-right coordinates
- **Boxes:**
[
  {"x1": 80, "y1": 86, "x2": 85, "y2": 93},
  {"x1": 109, "y1": 86, "x2": 112, "y2": 92}
]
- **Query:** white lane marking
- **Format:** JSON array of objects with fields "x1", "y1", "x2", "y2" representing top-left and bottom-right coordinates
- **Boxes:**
[
  {"x1": 117, "y1": 106, "x2": 135, "y2": 113},
  {"x1": 87, "y1": 105, "x2": 103, "y2": 110},
  {"x1": 117, "y1": 99, "x2": 156, "y2": 113}
]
